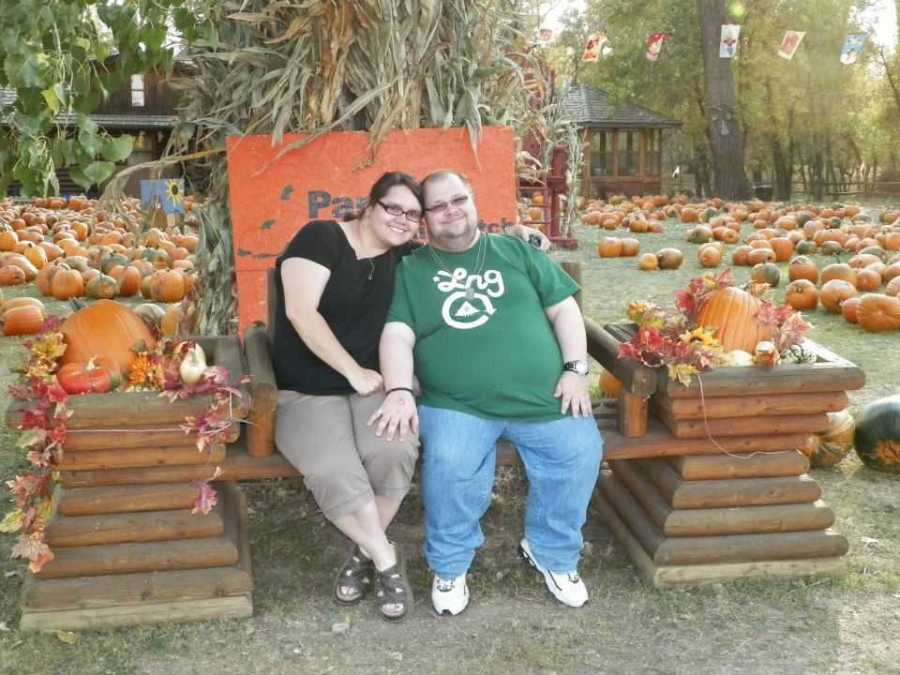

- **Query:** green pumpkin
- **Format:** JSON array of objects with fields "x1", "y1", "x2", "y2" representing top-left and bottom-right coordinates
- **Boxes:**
[
  {"x1": 751, "y1": 262, "x2": 781, "y2": 288},
  {"x1": 795, "y1": 241, "x2": 818, "y2": 255},
  {"x1": 808, "y1": 409, "x2": 855, "y2": 468},
  {"x1": 784, "y1": 343, "x2": 818, "y2": 364},
  {"x1": 854, "y1": 395, "x2": 900, "y2": 473}
]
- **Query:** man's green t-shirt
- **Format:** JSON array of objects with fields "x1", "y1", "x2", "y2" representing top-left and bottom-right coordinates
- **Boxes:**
[{"x1": 386, "y1": 234, "x2": 579, "y2": 422}]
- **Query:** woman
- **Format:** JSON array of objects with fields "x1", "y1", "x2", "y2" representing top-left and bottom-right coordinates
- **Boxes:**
[{"x1": 273, "y1": 171, "x2": 548, "y2": 620}]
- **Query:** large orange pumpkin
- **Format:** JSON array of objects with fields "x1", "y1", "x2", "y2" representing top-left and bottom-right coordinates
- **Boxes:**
[
  {"x1": 696, "y1": 286, "x2": 774, "y2": 352},
  {"x1": 785, "y1": 280, "x2": 818, "y2": 311},
  {"x1": 819, "y1": 279, "x2": 858, "y2": 313},
  {"x1": 856, "y1": 294, "x2": 900, "y2": 332},
  {"x1": 59, "y1": 300, "x2": 156, "y2": 376}
]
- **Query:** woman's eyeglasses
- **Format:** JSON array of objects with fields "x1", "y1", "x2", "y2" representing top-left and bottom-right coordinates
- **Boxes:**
[
  {"x1": 377, "y1": 200, "x2": 422, "y2": 222},
  {"x1": 425, "y1": 195, "x2": 470, "y2": 213}
]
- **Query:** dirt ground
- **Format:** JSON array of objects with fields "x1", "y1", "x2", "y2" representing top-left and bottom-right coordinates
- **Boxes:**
[{"x1": 1, "y1": 204, "x2": 899, "y2": 675}]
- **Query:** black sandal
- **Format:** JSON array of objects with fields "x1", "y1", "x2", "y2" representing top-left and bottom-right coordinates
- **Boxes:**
[
  {"x1": 374, "y1": 547, "x2": 413, "y2": 621},
  {"x1": 334, "y1": 545, "x2": 375, "y2": 605}
]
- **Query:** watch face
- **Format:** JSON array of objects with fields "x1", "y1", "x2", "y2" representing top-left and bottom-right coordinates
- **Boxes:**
[{"x1": 566, "y1": 360, "x2": 588, "y2": 375}]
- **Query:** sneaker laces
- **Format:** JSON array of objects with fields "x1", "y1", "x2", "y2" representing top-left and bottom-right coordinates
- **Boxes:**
[{"x1": 435, "y1": 577, "x2": 456, "y2": 592}]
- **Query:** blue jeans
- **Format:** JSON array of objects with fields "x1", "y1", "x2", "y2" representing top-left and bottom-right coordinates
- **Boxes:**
[{"x1": 418, "y1": 405, "x2": 603, "y2": 578}]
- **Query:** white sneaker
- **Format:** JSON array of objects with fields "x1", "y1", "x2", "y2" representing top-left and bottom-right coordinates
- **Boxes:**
[
  {"x1": 431, "y1": 574, "x2": 469, "y2": 616},
  {"x1": 519, "y1": 538, "x2": 588, "y2": 608}
]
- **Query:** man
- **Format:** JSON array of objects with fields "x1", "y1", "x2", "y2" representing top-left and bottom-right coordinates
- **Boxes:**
[{"x1": 372, "y1": 170, "x2": 603, "y2": 616}]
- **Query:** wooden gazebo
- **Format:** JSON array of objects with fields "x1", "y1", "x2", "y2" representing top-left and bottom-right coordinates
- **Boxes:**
[{"x1": 559, "y1": 85, "x2": 681, "y2": 199}]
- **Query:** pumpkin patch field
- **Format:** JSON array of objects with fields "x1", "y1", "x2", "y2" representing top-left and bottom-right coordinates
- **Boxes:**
[{"x1": 0, "y1": 196, "x2": 898, "y2": 673}]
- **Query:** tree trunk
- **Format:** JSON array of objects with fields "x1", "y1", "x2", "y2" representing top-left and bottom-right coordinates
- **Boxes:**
[{"x1": 695, "y1": 0, "x2": 752, "y2": 200}]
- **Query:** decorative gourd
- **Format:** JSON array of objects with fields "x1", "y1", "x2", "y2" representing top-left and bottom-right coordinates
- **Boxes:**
[
  {"x1": 59, "y1": 299, "x2": 156, "y2": 376},
  {"x1": 784, "y1": 280, "x2": 818, "y2": 311},
  {"x1": 819, "y1": 279, "x2": 857, "y2": 313},
  {"x1": 853, "y1": 395, "x2": 900, "y2": 472},
  {"x1": 783, "y1": 343, "x2": 817, "y2": 364},
  {"x1": 806, "y1": 410, "x2": 855, "y2": 467},
  {"x1": 721, "y1": 349, "x2": 753, "y2": 367},
  {"x1": 855, "y1": 294, "x2": 900, "y2": 332},
  {"x1": 179, "y1": 343, "x2": 208, "y2": 385},
  {"x1": 696, "y1": 286, "x2": 774, "y2": 353}
]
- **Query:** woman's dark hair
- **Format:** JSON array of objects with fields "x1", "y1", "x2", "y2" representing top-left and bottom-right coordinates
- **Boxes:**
[{"x1": 341, "y1": 171, "x2": 423, "y2": 221}]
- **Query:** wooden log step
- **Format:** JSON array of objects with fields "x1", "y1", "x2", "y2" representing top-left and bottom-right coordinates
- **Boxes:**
[
  {"x1": 657, "y1": 359, "x2": 864, "y2": 399},
  {"x1": 654, "y1": 407, "x2": 830, "y2": 439},
  {"x1": 669, "y1": 451, "x2": 809, "y2": 480},
  {"x1": 608, "y1": 461, "x2": 835, "y2": 536},
  {"x1": 600, "y1": 416, "x2": 814, "y2": 460},
  {"x1": 615, "y1": 459, "x2": 822, "y2": 509},
  {"x1": 19, "y1": 594, "x2": 253, "y2": 632},
  {"x1": 599, "y1": 477, "x2": 848, "y2": 566},
  {"x1": 34, "y1": 534, "x2": 239, "y2": 579},
  {"x1": 44, "y1": 507, "x2": 224, "y2": 548},
  {"x1": 594, "y1": 493, "x2": 847, "y2": 589},
  {"x1": 653, "y1": 391, "x2": 849, "y2": 420},
  {"x1": 63, "y1": 423, "x2": 239, "y2": 451},
  {"x1": 59, "y1": 444, "x2": 225, "y2": 471},
  {"x1": 59, "y1": 463, "x2": 224, "y2": 488},
  {"x1": 58, "y1": 484, "x2": 201, "y2": 516}
]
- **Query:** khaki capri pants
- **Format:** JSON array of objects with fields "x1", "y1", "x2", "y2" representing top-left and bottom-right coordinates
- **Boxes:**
[{"x1": 276, "y1": 390, "x2": 419, "y2": 521}]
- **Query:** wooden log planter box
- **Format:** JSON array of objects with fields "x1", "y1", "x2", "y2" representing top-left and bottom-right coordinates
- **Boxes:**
[
  {"x1": 593, "y1": 324, "x2": 865, "y2": 588},
  {"x1": 6, "y1": 337, "x2": 254, "y2": 631}
]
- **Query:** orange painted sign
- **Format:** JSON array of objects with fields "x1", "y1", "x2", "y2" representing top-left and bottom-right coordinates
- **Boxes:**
[{"x1": 226, "y1": 127, "x2": 518, "y2": 333}]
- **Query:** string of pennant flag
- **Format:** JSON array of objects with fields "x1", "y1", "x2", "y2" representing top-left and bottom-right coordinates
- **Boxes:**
[{"x1": 571, "y1": 28, "x2": 869, "y2": 64}]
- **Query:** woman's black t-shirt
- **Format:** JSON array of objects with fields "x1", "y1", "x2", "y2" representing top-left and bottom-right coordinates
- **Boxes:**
[{"x1": 272, "y1": 220, "x2": 414, "y2": 395}]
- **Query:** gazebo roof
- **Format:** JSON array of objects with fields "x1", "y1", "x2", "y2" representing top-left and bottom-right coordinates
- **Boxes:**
[{"x1": 558, "y1": 84, "x2": 681, "y2": 129}]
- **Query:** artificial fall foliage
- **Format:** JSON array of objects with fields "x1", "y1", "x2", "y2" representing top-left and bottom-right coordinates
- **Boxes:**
[
  {"x1": 3, "y1": 327, "x2": 247, "y2": 572},
  {"x1": 618, "y1": 269, "x2": 812, "y2": 385}
]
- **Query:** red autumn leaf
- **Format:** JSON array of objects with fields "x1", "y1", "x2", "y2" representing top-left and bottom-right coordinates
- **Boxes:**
[{"x1": 191, "y1": 481, "x2": 218, "y2": 515}]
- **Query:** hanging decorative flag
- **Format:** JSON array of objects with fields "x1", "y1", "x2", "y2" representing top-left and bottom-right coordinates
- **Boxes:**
[
  {"x1": 582, "y1": 33, "x2": 609, "y2": 62},
  {"x1": 777, "y1": 31, "x2": 806, "y2": 60},
  {"x1": 719, "y1": 24, "x2": 741, "y2": 58},
  {"x1": 840, "y1": 34, "x2": 868, "y2": 64},
  {"x1": 646, "y1": 33, "x2": 670, "y2": 61}
]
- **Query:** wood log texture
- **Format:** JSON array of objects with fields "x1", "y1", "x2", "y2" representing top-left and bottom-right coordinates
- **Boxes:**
[
  {"x1": 654, "y1": 408, "x2": 830, "y2": 439},
  {"x1": 58, "y1": 484, "x2": 201, "y2": 516},
  {"x1": 599, "y1": 476, "x2": 848, "y2": 566},
  {"x1": 44, "y1": 508, "x2": 224, "y2": 548},
  {"x1": 654, "y1": 391, "x2": 849, "y2": 420},
  {"x1": 59, "y1": 444, "x2": 225, "y2": 471},
  {"x1": 19, "y1": 595, "x2": 253, "y2": 632},
  {"x1": 34, "y1": 535, "x2": 239, "y2": 579},
  {"x1": 669, "y1": 451, "x2": 809, "y2": 480},
  {"x1": 595, "y1": 493, "x2": 847, "y2": 588},
  {"x1": 63, "y1": 424, "x2": 238, "y2": 452},
  {"x1": 618, "y1": 391, "x2": 648, "y2": 438},
  {"x1": 243, "y1": 323, "x2": 277, "y2": 458},
  {"x1": 616, "y1": 459, "x2": 822, "y2": 509},
  {"x1": 606, "y1": 461, "x2": 834, "y2": 536}
]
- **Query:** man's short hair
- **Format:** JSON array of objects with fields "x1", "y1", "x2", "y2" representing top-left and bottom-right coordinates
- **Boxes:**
[{"x1": 421, "y1": 170, "x2": 472, "y2": 194}]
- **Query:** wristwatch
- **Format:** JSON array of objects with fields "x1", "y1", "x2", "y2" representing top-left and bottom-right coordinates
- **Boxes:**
[{"x1": 563, "y1": 360, "x2": 589, "y2": 376}]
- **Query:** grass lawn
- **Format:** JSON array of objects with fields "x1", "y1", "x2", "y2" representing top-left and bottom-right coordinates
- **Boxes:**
[{"x1": 0, "y1": 205, "x2": 898, "y2": 675}]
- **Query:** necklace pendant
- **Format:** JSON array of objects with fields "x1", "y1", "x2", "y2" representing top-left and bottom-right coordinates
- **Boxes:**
[{"x1": 465, "y1": 286, "x2": 474, "y2": 300}]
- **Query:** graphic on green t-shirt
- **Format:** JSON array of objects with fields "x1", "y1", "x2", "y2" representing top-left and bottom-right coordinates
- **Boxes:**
[{"x1": 387, "y1": 235, "x2": 579, "y2": 422}]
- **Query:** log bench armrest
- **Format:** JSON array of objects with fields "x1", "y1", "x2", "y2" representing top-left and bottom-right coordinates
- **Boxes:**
[
  {"x1": 243, "y1": 323, "x2": 278, "y2": 458},
  {"x1": 585, "y1": 319, "x2": 657, "y2": 398}
]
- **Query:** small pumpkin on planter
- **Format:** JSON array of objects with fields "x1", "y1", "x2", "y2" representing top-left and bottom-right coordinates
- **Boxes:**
[
  {"x1": 57, "y1": 358, "x2": 119, "y2": 395},
  {"x1": 854, "y1": 395, "x2": 900, "y2": 472}
]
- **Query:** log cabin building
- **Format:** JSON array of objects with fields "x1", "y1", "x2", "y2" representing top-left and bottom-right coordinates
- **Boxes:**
[{"x1": 559, "y1": 84, "x2": 681, "y2": 199}]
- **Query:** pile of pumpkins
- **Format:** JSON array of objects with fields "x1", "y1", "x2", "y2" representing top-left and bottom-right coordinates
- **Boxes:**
[{"x1": 0, "y1": 196, "x2": 198, "y2": 305}]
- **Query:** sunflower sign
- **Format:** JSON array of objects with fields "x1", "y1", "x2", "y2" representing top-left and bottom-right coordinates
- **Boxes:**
[{"x1": 139, "y1": 179, "x2": 185, "y2": 214}]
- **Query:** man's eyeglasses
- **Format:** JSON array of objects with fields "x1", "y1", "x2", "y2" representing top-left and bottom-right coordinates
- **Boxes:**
[
  {"x1": 425, "y1": 194, "x2": 470, "y2": 214},
  {"x1": 377, "y1": 200, "x2": 422, "y2": 222}
]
